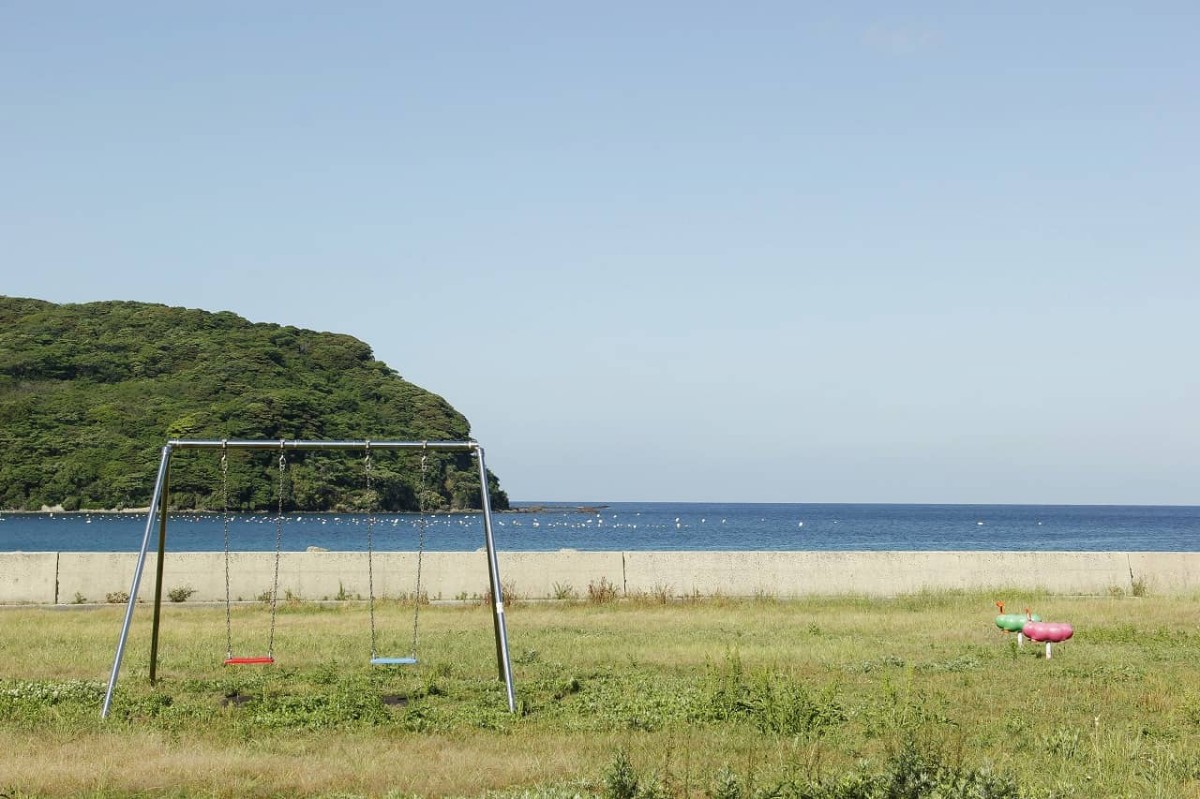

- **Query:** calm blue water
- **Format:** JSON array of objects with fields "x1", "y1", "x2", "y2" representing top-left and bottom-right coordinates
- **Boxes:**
[{"x1": 1, "y1": 503, "x2": 1199, "y2": 552}]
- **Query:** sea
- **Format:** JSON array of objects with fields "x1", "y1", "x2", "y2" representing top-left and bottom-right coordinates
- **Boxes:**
[{"x1": 1, "y1": 502, "x2": 1198, "y2": 552}]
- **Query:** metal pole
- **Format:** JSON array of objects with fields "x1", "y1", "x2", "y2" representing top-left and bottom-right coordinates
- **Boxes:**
[
  {"x1": 147, "y1": 453, "x2": 173, "y2": 684},
  {"x1": 101, "y1": 444, "x2": 172, "y2": 719},
  {"x1": 475, "y1": 445, "x2": 516, "y2": 712}
]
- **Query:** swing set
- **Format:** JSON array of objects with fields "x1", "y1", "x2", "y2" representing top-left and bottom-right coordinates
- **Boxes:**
[{"x1": 101, "y1": 438, "x2": 516, "y2": 719}]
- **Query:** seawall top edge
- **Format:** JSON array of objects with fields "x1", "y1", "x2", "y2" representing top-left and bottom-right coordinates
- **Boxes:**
[{"x1": 166, "y1": 439, "x2": 479, "y2": 451}]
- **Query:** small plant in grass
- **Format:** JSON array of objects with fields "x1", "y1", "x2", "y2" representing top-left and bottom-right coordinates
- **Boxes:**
[
  {"x1": 588, "y1": 576, "x2": 619, "y2": 604},
  {"x1": 629, "y1": 583, "x2": 674, "y2": 605},
  {"x1": 604, "y1": 750, "x2": 639, "y2": 799},
  {"x1": 335, "y1": 582, "x2": 350, "y2": 601},
  {"x1": 482, "y1": 580, "x2": 521, "y2": 608},
  {"x1": 710, "y1": 767, "x2": 742, "y2": 799},
  {"x1": 167, "y1": 586, "x2": 196, "y2": 603},
  {"x1": 71, "y1": 592, "x2": 87, "y2": 604},
  {"x1": 515, "y1": 649, "x2": 540, "y2": 664},
  {"x1": 106, "y1": 590, "x2": 130, "y2": 604},
  {"x1": 705, "y1": 650, "x2": 845, "y2": 736},
  {"x1": 602, "y1": 750, "x2": 667, "y2": 799},
  {"x1": 554, "y1": 675, "x2": 582, "y2": 700},
  {"x1": 1132, "y1": 576, "x2": 1148, "y2": 597},
  {"x1": 552, "y1": 581, "x2": 579, "y2": 601},
  {"x1": 752, "y1": 587, "x2": 778, "y2": 604}
]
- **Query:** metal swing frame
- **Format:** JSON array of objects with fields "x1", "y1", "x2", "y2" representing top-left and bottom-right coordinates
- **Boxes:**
[{"x1": 101, "y1": 438, "x2": 517, "y2": 719}]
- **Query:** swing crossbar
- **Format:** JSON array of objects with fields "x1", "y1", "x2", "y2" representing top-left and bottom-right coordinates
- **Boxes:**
[
  {"x1": 224, "y1": 656, "x2": 275, "y2": 666},
  {"x1": 371, "y1": 656, "x2": 418, "y2": 666}
]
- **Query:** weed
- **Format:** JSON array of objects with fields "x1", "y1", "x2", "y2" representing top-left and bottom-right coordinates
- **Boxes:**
[
  {"x1": 105, "y1": 590, "x2": 130, "y2": 604},
  {"x1": 704, "y1": 651, "x2": 844, "y2": 736},
  {"x1": 1132, "y1": 576, "x2": 1148, "y2": 597},
  {"x1": 167, "y1": 586, "x2": 196, "y2": 603},
  {"x1": 483, "y1": 580, "x2": 521, "y2": 608},
  {"x1": 335, "y1": 582, "x2": 350, "y2": 601},
  {"x1": 552, "y1": 582, "x2": 579, "y2": 601},
  {"x1": 588, "y1": 577, "x2": 619, "y2": 604},
  {"x1": 1040, "y1": 726, "x2": 1083, "y2": 760},
  {"x1": 752, "y1": 587, "x2": 778, "y2": 604},
  {"x1": 71, "y1": 592, "x2": 86, "y2": 604},
  {"x1": 710, "y1": 767, "x2": 742, "y2": 799},
  {"x1": 553, "y1": 676, "x2": 582, "y2": 700},
  {"x1": 603, "y1": 750, "x2": 639, "y2": 799},
  {"x1": 515, "y1": 649, "x2": 540, "y2": 665}
]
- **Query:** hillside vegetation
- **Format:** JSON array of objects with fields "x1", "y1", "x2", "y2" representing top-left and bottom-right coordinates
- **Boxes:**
[{"x1": 0, "y1": 296, "x2": 507, "y2": 512}]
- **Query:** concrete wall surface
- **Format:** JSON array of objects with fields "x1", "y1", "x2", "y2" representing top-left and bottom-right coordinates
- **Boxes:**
[
  {"x1": 622, "y1": 551, "x2": 1147, "y2": 597},
  {"x1": 3, "y1": 550, "x2": 1199, "y2": 605},
  {"x1": 0, "y1": 553, "x2": 58, "y2": 603}
]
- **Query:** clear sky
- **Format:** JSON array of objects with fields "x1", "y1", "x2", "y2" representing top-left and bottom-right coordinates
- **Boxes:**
[{"x1": 3, "y1": 3, "x2": 1197, "y2": 504}]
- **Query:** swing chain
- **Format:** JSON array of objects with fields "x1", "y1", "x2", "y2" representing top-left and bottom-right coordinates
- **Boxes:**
[
  {"x1": 221, "y1": 442, "x2": 233, "y2": 660},
  {"x1": 365, "y1": 444, "x2": 379, "y2": 658},
  {"x1": 412, "y1": 447, "x2": 428, "y2": 658},
  {"x1": 267, "y1": 444, "x2": 286, "y2": 658}
]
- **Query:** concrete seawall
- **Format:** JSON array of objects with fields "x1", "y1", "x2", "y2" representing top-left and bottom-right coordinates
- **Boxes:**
[{"x1": 3, "y1": 551, "x2": 1199, "y2": 604}]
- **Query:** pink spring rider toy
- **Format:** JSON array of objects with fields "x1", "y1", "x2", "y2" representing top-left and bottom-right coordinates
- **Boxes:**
[{"x1": 1022, "y1": 620, "x2": 1073, "y2": 659}]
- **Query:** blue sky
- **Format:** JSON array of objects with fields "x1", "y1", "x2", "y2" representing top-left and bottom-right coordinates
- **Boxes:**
[{"x1": 3, "y1": 3, "x2": 1197, "y2": 504}]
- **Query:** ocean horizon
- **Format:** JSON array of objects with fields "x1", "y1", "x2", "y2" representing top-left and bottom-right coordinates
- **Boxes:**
[{"x1": 2, "y1": 501, "x2": 1198, "y2": 553}]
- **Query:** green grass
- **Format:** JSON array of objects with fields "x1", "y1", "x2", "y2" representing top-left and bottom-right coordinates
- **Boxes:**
[{"x1": 2, "y1": 592, "x2": 1200, "y2": 797}]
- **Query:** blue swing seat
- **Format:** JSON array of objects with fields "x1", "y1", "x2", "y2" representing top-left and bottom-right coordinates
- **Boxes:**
[{"x1": 371, "y1": 656, "x2": 417, "y2": 666}]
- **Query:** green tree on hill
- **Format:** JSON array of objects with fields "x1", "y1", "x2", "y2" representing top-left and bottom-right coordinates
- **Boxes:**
[{"x1": 0, "y1": 296, "x2": 508, "y2": 512}]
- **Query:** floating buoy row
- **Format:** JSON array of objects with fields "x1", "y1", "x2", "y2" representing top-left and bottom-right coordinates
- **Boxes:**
[{"x1": 994, "y1": 600, "x2": 1074, "y2": 659}]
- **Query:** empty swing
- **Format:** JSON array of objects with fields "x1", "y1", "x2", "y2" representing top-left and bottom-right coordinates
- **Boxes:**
[
  {"x1": 365, "y1": 444, "x2": 427, "y2": 666},
  {"x1": 221, "y1": 441, "x2": 286, "y2": 666}
]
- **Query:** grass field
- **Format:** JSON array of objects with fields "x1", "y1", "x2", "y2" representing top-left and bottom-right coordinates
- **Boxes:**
[{"x1": 2, "y1": 590, "x2": 1199, "y2": 798}]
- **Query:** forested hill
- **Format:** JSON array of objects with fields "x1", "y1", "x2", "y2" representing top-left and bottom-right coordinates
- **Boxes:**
[{"x1": 0, "y1": 297, "x2": 508, "y2": 513}]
